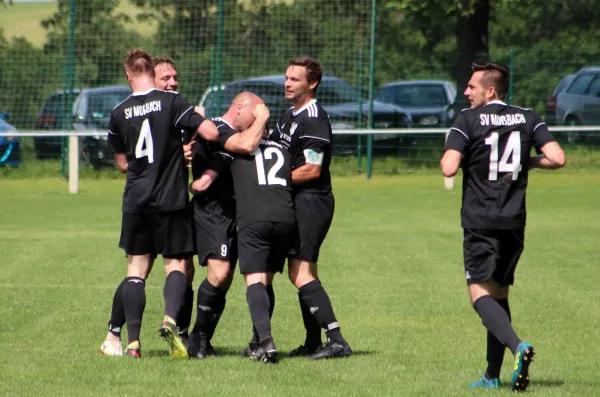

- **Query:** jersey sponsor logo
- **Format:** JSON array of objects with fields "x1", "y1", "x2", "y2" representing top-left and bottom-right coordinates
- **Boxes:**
[
  {"x1": 290, "y1": 122, "x2": 298, "y2": 136},
  {"x1": 304, "y1": 148, "x2": 324, "y2": 165},
  {"x1": 124, "y1": 100, "x2": 162, "y2": 119}
]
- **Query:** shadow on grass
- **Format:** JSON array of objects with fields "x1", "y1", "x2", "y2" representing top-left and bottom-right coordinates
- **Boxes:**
[
  {"x1": 500, "y1": 379, "x2": 565, "y2": 391},
  {"x1": 144, "y1": 349, "x2": 171, "y2": 358}
]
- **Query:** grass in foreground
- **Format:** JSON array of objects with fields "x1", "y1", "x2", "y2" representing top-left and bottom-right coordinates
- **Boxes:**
[{"x1": 0, "y1": 173, "x2": 599, "y2": 396}]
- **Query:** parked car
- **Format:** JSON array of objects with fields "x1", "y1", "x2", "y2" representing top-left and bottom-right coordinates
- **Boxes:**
[
  {"x1": 199, "y1": 75, "x2": 412, "y2": 154},
  {"x1": 544, "y1": 73, "x2": 576, "y2": 125},
  {"x1": 34, "y1": 89, "x2": 81, "y2": 158},
  {"x1": 0, "y1": 112, "x2": 20, "y2": 167},
  {"x1": 374, "y1": 80, "x2": 457, "y2": 126},
  {"x1": 72, "y1": 85, "x2": 132, "y2": 168},
  {"x1": 550, "y1": 67, "x2": 600, "y2": 126}
]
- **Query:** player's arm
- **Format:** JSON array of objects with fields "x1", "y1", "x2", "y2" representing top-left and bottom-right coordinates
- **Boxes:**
[
  {"x1": 292, "y1": 118, "x2": 329, "y2": 184},
  {"x1": 441, "y1": 114, "x2": 469, "y2": 177},
  {"x1": 189, "y1": 151, "x2": 232, "y2": 195},
  {"x1": 174, "y1": 94, "x2": 219, "y2": 142},
  {"x1": 189, "y1": 169, "x2": 219, "y2": 195},
  {"x1": 528, "y1": 118, "x2": 566, "y2": 169},
  {"x1": 107, "y1": 114, "x2": 128, "y2": 173},
  {"x1": 114, "y1": 153, "x2": 128, "y2": 174},
  {"x1": 223, "y1": 104, "x2": 270, "y2": 154}
]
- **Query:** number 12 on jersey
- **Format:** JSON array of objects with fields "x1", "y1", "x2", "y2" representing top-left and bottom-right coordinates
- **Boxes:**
[
  {"x1": 484, "y1": 130, "x2": 522, "y2": 181},
  {"x1": 253, "y1": 147, "x2": 287, "y2": 186}
]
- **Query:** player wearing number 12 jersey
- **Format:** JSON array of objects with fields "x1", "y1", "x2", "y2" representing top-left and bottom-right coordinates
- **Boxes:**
[
  {"x1": 105, "y1": 48, "x2": 219, "y2": 359},
  {"x1": 441, "y1": 61, "x2": 565, "y2": 391}
]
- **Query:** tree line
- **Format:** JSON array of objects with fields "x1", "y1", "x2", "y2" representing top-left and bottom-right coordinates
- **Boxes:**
[{"x1": 1, "y1": 0, "x2": 600, "y2": 128}]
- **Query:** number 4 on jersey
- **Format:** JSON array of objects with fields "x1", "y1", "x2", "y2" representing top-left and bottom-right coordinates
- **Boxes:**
[
  {"x1": 135, "y1": 119, "x2": 154, "y2": 163},
  {"x1": 485, "y1": 130, "x2": 522, "y2": 181}
]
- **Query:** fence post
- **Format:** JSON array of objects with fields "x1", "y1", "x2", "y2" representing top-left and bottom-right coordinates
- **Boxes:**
[
  {"x1": 366, "y1": 0, "x2": 376, "y2": 180},
  {"x1": 216, "y1": 0, "x2": 224, "y2": 112},
  {"x1": 61, "y1": 0, "x2": 76, "y2": 179},
  {"x1": 357, "y1": 49, "x2": 364, "y2": 172},
  {"x1": 508, "y1": 48, "x2": 515, "y2": 105}
]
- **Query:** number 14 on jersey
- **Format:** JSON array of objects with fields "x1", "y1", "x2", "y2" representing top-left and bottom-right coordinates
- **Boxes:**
[{"x1": 485, "y1": 130, "x2": 522, "y2": 181}]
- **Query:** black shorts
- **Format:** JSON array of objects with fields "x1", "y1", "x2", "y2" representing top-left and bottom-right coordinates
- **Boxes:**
[
  {"x1": 463, "y1": 228, "x2": 525, "y2": 286},
  {"x1": 238, "y1": 222, "x2": 295, "y2": 274},
  {"x1": 119, "y1": 209, "x2": 194, "y2": 259},
  {"x1": 288, "y1": 191, "x2": 334, "y2": 263},
  {"x1": 193, "y1": 197, "x2": 238, "y2": 268}
]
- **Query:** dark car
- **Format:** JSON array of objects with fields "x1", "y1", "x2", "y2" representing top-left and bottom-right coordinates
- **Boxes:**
[
  {"x1": 374, "y1": 80, "x2": 457, "y2": 127},
  {"x1": 0, "y1": 112, "x2": 20, "y2": 167},
  {"x1": 200, "y1": 75, "x2": 411, "y2": 154},
  {"x1": 34, "y1": 89, "x2": 81, "y2": 158},
  {"x1": 72, "y1": 85, "x2": 132, "y2": 168}
]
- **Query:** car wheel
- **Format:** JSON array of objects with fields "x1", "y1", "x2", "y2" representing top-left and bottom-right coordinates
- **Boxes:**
[{"x1": 565, "y1": 116, "x2": 581, "y2": 143}]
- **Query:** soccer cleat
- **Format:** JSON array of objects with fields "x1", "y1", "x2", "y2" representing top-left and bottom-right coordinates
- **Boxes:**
[
  {"x1": 470, "y1": 375, "x2": 501, "y2": 389},
  {"x1": 287, "y1": 344, "x2": 321, "y2": 357},
  {"x1": 99, "y1": 339, "x2": 123, "y2": 357},
  {"x1": 177, "y1": 327, "x2": 189, "y2": 350},
  {"x1": 239, "y1": 344, "x2": 256, "y2": 357},
  {"x1": 159, "y1": 319, "x2": 189, "y2": 359},
  {"x1": 187, "y1": 330, "x2": 217, "y2": 359},
  {"x1": 249, "y1": 337, "x2": 278, "y2": 364},
  {"x1": 511, "y1": 342, "x2": 536, "y2": 392},
  {"x1": 124, "y1": 342, "x2": 141, "y2": 358},
  {"x1": 309, "y1": 339, "x2": 352, "y2": 360}
]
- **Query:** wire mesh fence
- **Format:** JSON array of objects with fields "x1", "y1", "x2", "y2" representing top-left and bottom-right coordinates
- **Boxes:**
[{"x1": 0, "y1": 0, "x2": 599, "y2": 178}]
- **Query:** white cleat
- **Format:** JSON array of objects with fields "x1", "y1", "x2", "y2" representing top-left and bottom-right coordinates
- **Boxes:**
[{"x1": 100, "y1": 339, "x2": 123, "y2": 356}]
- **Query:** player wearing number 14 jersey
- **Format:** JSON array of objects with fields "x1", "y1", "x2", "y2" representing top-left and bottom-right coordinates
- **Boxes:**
[
  {"x1": 441, "y1": 61, "x2": 566, "y2": 391},
  {"x1": 105, "y1": 48, "x2": 218, "y2": 359}
]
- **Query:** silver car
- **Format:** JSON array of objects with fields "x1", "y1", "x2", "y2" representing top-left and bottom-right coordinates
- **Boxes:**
[{"x1": 555, "y1": 67, "x2": 600, "y2": 126}]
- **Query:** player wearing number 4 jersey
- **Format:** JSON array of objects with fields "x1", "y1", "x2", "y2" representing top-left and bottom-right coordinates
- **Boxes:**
[
  {"x1": 441, "y1": 61, "x2": 566, "y2": 391},
  {"x1": 105, "y1": 48, "x2": 219, "y2": 359}
]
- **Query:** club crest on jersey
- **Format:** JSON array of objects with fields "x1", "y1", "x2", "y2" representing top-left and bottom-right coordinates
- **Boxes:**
[{"x1": 290, "y1": 122, "x2": 298, "y2": 136}]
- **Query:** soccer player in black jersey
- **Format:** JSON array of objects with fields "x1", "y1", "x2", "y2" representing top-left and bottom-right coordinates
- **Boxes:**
[
  {"x1": 268, "y1": 56, "x2": 351, "y2": 360},
  {"x1": 103, "y1": 49, "x2": 219, "y2": 359},
  {"x1": 441, "y1": 61, "x2": 566, "y2": 391},
  {"x1": 185, "y1": 92, "x2": 270, "y2": 359},
  {"x1": 100, "y1": 56, "x2": 199, "y2": 355},
  {"x1": 192, "y1": 128, "x2": 295, "y2": 364}
]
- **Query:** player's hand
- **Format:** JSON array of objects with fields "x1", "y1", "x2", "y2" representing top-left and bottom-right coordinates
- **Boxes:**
[
  {"x1": 253, "y1": 103, "x2": 270, "y2": 120},
  {"x1": 194, "y1": 105, "x2": 205, "y2": 117},
  {"x1": 183, "y1": 140, "x2": 195, "y2": 167}
]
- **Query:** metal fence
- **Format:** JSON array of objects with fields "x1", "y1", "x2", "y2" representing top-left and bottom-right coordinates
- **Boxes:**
[{"x1": 1, "y1": 0, "x2": 599, "y2": 178}]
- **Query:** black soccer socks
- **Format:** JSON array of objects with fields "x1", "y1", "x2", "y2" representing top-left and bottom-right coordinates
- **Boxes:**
[
  {"x1": 163, "y1": 270, "x2": 187, "y2": 322},
  {"x1": 195, "y1": 279, "x2": 227, "y2": 339},
  {"x1": 266, "y1": 284, "x2": 275, "y2": 318},
  {"x1": 485, "y1": 298, "x2": 511, "y2": 378},
  {"x1": 474, "y1": 295, "x2": 520, "y2": 355},
  {"x1": 176, "y1": 284, "x2": 195, "y2": 333},
  {"x1": 246, "y1": 282, "x2": 272, "y2": 343},
  {"x1": 298, "y1": 291, "x2": 323, "y2": 348},
  {"x1": 123, "y1": 277, "x2": 146, "y2": 344},
  {"x1": 107, "y1": 278, "x2": 127, "y2": 337},
  {"x1": 299, "y1": 280, "x2": 343, "y2": 342}
]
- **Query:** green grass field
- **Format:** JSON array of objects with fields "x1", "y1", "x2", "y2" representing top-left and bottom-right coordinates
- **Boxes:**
[
  {"x1": 1, "y1": 173, "x2": 599, "y2": 396},
  {"x1": 0, "y1": 2, "x2": 157, "y2": 47}
]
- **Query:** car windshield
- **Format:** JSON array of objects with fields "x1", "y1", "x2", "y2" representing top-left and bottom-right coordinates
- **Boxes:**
[
  {"x1": 377, "y1": 84, "x2": 448, "y2": 107},
  {"x1": 88, "y1": 90, "x2": 131, "y2": 118},
  {"x1": 317, "y1": 79, "x2": 363, "y2": 105}
]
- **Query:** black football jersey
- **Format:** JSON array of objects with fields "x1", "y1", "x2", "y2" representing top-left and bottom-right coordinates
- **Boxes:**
[
  {"x1": 445, "y1": 100, "x2": 555, "y2": 229},
  {"x1": 271, "y1": 99, "x2": 332, "y2": 194},
  {"x1": 191, "y1": 117, "x2": 237, "y2": 200},
  {"x1": 224, "y1": 139, "x2": 295, "y2": 230},
  {"x1": 108, "y1": 89, "x2": 205, "y2": 213}
]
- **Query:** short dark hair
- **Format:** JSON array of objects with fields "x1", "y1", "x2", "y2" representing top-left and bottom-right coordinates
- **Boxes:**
[
  {"x1": 289, "y1": 56, "x2": 323, "y2": 93},
  {"x1": 152, "y1": 56, "x2": 177, "y2": 70},
  {"x1": 471, "y1": 61, "x2": 510, "y2": 99},
  {"x1": 123, "y1": 48, "x2": 154, "y2": 78}
]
